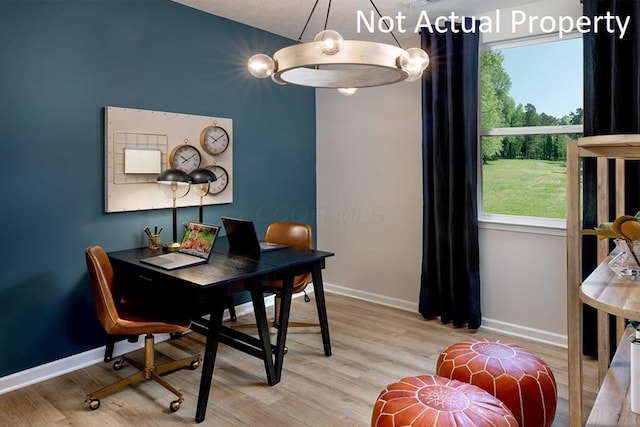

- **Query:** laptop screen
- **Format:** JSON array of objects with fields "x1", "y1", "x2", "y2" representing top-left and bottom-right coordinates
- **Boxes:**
[
  {"x1": 179, "y1": 222, "x2": 219, "y2": 259},
  {"x1": 221, "y1": 217, "x2": 262, "y2": 258}
]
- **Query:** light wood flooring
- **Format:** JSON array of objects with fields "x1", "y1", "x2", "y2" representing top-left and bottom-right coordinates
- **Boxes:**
[{"x1": 0, "y1": 293, "x2": 597, "y2": 426}]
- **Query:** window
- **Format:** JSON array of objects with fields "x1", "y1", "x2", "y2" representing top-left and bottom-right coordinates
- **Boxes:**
[{"x1": 479, "y1": 36, "x2": 583, "y2": 226}]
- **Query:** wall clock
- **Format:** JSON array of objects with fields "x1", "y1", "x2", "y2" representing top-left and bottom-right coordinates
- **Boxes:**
[
  {"x1": 200, "y1": 125, "x2": 230, "y2": 155},
  {"x1": 169, "y1": 143, "x2": 201, "y2": 174},
  {"x1": 204, "y1": 164, "x2": 229, "y2": 195}
]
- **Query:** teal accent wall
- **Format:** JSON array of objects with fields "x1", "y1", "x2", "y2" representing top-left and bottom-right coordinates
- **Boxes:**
[{"x1": 0, "y1": 0, "x2": 316, "y2": 377}]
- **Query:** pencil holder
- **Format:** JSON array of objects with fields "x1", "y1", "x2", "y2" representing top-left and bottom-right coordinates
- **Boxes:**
[{"x1": 147, "y1": 234, "x2": 161, "y2": 250}]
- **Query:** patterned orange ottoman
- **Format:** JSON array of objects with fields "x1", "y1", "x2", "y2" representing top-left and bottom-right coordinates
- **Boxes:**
[
  {"x1": 371, "y1": 375, "x2": 517, "y2": 426},
  {"x1": 437, "y1": 338, "x2": 557, "y2": 427}
]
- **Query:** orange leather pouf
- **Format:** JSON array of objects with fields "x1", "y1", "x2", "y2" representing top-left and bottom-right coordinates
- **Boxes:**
[
  {"x1": 437, "y1": 338, "x2": 557, "y2": 427},
  {"x1": 371, "y1": 375, "x2": 517, "y2": 427}
]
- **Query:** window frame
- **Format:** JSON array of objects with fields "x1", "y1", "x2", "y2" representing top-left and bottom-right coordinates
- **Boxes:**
[{"x1": 478, "y1": 34, "x2": 583, "y2": 235}]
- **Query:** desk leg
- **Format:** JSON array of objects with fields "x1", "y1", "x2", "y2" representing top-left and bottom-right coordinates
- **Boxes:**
[
  {"x1": 274, "y1": 273, "x2": 294, "y2": 383},
  {"x1": 194, "y1": 297, "x2": 225, "y2": 423},
  {"x1": 248, "y1": 279, "x2": 277, "y2": 386},
  {"x1": 311, "y1": 264, "x2": 332, "y2": 357}
]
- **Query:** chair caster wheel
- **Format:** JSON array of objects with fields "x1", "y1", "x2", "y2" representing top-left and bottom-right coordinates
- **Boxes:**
[
  {"x1": 190, "y1": 358, "x2": 201, "y2": 370},
  {"x1": 88, "y1": 398, "x2": 100, "y2": 410},
  {"x1": 113, "y1": 359, "x2": 125, "y2": 370},
  {"x1": 169, "y1": 400, "x2": 181, "y2": 412}
]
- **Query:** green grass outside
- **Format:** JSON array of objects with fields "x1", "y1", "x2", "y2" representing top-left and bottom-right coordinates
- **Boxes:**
[{"x1": 482, "y1": 159, "x2": 566, "y2": 219}]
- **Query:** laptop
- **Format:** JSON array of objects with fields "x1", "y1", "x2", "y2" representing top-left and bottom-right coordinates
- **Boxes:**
[
  {"x1": 221, "y1": 217, "x2": 287, "y2": 259},
  {"x1": 140, "y1": 222, "x2": 219, "y2": 270}
]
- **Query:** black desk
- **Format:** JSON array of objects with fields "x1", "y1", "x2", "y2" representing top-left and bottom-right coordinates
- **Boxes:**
[{"x1": 108, "y1": 240, "x2": 333, "y2": 423}]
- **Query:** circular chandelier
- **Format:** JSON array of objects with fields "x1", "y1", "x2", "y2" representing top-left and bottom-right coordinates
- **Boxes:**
[{"x1": 248, "y1": 0, "x2": 430, "y2": 95}]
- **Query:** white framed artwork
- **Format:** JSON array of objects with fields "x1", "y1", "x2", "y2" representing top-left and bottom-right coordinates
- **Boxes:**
[{"x1": 104, "y1": 106, "x2": 233, "y2": 213}]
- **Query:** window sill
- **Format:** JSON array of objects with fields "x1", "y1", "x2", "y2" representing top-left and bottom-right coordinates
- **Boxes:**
[{"x1": 479, "y1": 214, "x2": 566, "y2": 237}]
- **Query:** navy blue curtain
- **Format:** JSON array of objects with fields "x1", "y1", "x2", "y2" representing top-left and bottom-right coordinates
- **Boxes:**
[
  {"x1": 419, "y1": 22, "x2": 481, "y2": 330},
  {"x1": 582, "y1": 0, "x2": 640, "y2": 356}
]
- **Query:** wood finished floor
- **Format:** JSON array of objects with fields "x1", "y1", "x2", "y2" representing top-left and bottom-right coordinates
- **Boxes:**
[{"x1": 0, "y1": 293, "x2": 597, "y2": 426}]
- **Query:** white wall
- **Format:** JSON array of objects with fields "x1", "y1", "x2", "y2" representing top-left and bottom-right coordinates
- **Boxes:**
[
  {"x1": 316, "y1": 81, "x2": 568, "y2": 346},
  {"x1": 316, "y1": 0, "x2": 581, "y2": 347},
  {"x1": 479, "y1": 224, "x2": 567, "y2": 345},
  {"x1": 316, "y1": 81, "x2": 424, "y2": 308}
]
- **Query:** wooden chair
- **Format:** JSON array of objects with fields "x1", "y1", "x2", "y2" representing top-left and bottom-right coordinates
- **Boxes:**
[{"x1": 84, "y1": 245, "x2": 200, "y2": 413}]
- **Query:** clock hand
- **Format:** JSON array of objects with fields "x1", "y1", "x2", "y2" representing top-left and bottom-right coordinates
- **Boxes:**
[{"x1": 183, "y1": 153, "x2": 197, "y2": 162}]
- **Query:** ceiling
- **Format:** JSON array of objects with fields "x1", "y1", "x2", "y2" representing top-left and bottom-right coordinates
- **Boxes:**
[{"x1": 174, "y1": 0, "x2": 541, "y2": 46}]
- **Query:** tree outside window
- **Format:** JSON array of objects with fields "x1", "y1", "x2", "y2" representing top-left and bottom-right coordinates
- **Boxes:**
[{"x1": 479, "y1": 38, "x2": 583, "y2": 220}]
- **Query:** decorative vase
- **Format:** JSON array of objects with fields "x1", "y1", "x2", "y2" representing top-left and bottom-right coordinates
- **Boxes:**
[{"x1": 608, "y1": 239, "x2": 640, "y2": 280}]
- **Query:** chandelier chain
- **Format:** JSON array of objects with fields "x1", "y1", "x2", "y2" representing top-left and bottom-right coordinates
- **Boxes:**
[
  {"x1": 297, "y1": 0, "x2": 403, "y2": 48},
  {"x1": 323, "y1": 0, "x2": 332, "y2": 31},
  {"x1": 297, "y1": 0, "x2": 321, "y2": 42},
  {"x1": 368, "y1": 0, "x2": 403, "y2": 48}
]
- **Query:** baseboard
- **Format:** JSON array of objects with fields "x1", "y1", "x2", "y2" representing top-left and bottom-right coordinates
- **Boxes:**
[
  {"x1": 0, "y1": 286, "x2": 567, "y2": 396},
  {"x1": 0, "y1": 297, "x2": 267, "y2": 396},
  {"x1": 323, "y1": 282, "x2": 567, "y2": 348},
  {"x1": 323, "y1": 282, "x2": 419, "y2": 312},
  {"x1": 481, "y1": 317, "x2": 567, "y2": 348},
  {"x1": 0, "y1": 334, "x2": 169, "y2": 396}
]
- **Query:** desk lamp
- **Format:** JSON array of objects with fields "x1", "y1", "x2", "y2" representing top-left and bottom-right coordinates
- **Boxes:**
[
  {"x1": 157, "y1": 168, "x2": 190, "y2": 251},
  {"x1": 189, "y1": 168, "x2": 217, "y2": 223}
]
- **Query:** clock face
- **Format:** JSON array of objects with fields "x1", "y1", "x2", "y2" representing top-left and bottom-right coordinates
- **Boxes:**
[
  {"x1": 169, "y1": 144, "x2": 202, "y2": 174},
  {"x1": 204, "y1": 165, "x2": 229, "y2": 195},
  {"x1": 200, "y1": 125, "x2": 230, "y2": 155}
]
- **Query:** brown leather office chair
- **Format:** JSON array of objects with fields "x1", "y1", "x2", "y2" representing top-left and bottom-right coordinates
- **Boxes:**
[
  {"x1": 265, "y1": 222, "x2": 318, "y2": 328},
  {"x1": 84, "y1": 246, "x2": 200, "y2": 413},
  {"x1": 235, "y1": 222, "x2": 318, "y2": 330}
]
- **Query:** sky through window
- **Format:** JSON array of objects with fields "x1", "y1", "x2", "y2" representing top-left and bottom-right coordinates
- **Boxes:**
[{"x1": 500, "y1": 37, "x2": 583, "y2": 119}]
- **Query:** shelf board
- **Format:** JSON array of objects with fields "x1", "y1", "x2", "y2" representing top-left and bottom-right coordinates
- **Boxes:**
[
  {"x1": 579, "y1": 134, "x2": 640, "y2": 147},
  {"x1": 586, "y1": 327, "x2": 640, "y2": 426},
  {"x1": 580, "y1": 260, "x2": 640, "y2": 321},
  {"x1": 577, "y1": 135, "x2": 640, "y2": 158}
]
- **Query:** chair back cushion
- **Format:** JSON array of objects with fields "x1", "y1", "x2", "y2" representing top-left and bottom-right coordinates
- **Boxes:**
[
  {"x1": 265, "y1": 222, "x2": 313, "y2": 249},
  {"x1": 85, "y1": 245, "x2": 121, "y2": 333},
  {"x1": 85, "y1": 245, "x2": 191, "y2": 335}
]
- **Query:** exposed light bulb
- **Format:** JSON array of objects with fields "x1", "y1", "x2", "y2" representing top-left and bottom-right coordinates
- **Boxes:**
[
  {"x1": 405, "y1": 48, "x2": 430, "y2": 73},
  {"x1": 248, "y1": 54, "x2": 275, "y2": 78},
  {"x1": 314, "y1": 30, "x2": 343, "y2": 55},
  {"x1": 337, "y1": 88, "x2": 358, "y2": 96},
  {"x1": 404, "y1": 69, "x2": 423, "y2": 82}
]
